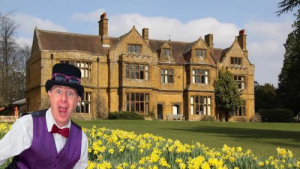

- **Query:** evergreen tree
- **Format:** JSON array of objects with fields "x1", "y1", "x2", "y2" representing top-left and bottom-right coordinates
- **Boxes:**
[
  {"x1": 255, "y1": 83, "x2": 276, "y2": 112},
  {"x1": 277, "y1": 9, "x2": 300, "y2": 115},
  {"x1": 214, "y1": 68, "x2": 243, "y2": 115},
  {"x1": 277, "y1": 0, "x2": 300, "y2": 16}
]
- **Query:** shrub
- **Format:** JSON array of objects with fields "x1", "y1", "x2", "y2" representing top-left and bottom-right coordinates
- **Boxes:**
[
  {"x1": 229, "y1": 116, "x2": 249, "y2": 122},
  {"x1": 258, "y1": 109, "x2": 294, "y2": 122},
  {"x1": 201, "y1": 115, "x2": 216, "y2": 121},
  {"x1": 108, "y1": 111, "x2": 144, "y2": 120}
]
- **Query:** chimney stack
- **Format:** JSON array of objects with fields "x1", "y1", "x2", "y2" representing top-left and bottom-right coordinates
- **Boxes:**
[
  {"x1": 98, "y1": 13, "x2": 109, "y2": 46},
  {"x1": 237, "y1": 29, "x2": 248, "y2": 57},
  {"x1": 142, "y1": 28, "x2": 149, "y2": 43},
  {"x1": 205, "y1": 34, "x2": 214, "y2": 55}
]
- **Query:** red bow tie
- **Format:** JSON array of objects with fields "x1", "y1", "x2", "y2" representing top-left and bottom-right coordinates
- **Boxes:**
[{"x1": 51, "y1": 124, "x2": 69, "y2": 138}]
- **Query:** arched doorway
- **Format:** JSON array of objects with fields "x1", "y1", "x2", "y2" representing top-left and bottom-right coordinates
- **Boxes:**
[{"x1": 157, "y1": 104, "x2": 163, "y2": 120}]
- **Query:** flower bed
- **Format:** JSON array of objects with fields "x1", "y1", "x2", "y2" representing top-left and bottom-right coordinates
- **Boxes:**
[{"x1": 1, "y1": 123, "x2": 300, "y2": 169}]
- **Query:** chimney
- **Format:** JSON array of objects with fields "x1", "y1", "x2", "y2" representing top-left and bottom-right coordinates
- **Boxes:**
[
  {"x1": 142, "y1": 28, "x2": 149, "y2": 44},
  {"x1": 237, "y1": 29, "x2": 248, "y2": 57},
  {"x1": 98, "y1": 13, "x2": 109, "y2": 46},
  {"x1": 205, "y1": 34, "x2": 214, "y2": 55}
]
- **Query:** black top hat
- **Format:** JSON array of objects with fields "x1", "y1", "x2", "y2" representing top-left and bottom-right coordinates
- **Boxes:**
[{"x1": 45, "y1": 63, "x2": 84, "y2": 97}]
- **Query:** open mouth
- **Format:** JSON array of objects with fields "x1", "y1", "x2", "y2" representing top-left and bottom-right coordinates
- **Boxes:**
[{"x1": 58, "y1": 106, "x2": 68, "y2": 116}]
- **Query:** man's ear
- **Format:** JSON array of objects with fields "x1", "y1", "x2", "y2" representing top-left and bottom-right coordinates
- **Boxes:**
[
  {"x1": 76, "y1": 96, "x2": 81, "y2": 102},
  {"x1": 48, "y1": 90, "x2": 51, "y2": 96}
]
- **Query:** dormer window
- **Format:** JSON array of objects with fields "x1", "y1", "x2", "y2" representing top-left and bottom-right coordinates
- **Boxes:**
[
  {"x1": 231, "y1": 57, "x2": 242, "y2": 65},
  {"x1": 127, "y1": 44, "x2": 141, "y2": 53},
  {"x1": 195, "y1": 49, "x2": 206, "y2": 57},
  {"x1": 163, "y1": 48, "x2": 170, "y2": 57}
]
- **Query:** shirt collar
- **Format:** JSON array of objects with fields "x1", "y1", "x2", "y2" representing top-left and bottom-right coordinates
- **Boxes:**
[{"x1": 46, "y1": 108, "x2": 71, "y2": 132}]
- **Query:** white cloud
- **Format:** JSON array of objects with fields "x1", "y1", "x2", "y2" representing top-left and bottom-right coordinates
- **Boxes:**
[
  {"x1": 11, "y1": 13, "x2": 68, "y2": 37},
  {"x1": 14, "y1": 37, "x2": 32, "y2": 47},
  {"x1": 71, "y1": 9, "x2": 240, "y2": 48},
  {"x1": 245, "y1": 20, "x2": 293, "y2": 86},
  {"x1": 70, "y1": 8, "x2": 105, "y2": 22},
  {"x1": 110, "y1": 13, "x2": 240, "y2": 48}
]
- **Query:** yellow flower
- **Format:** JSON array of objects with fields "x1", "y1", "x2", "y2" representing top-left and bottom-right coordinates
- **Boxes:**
[
  {"x1": 258, "y1": 162, "x2": 264, "y2": 167},
  {"x1": 108, "y1": 148, "x2": 114, "y2": 154},
  {"x1": 176, "y1": 158, "x2": 183, "y2": 164}
]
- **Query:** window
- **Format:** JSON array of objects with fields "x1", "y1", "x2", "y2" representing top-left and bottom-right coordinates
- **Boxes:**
[
  {"x1": 191, "y1": 96, "x2": 211, "y2": 115},
  {"x1": 161, "y1": 69, "x2": 173, "y2": 83},
  {"x1": 76, "y1": 92, "x2": 91, "y2": 113},
  {"x1": 163, "y1": 48, "x2": 170, "y2": 57},
  {"x1": 125, "y1": 64, "x2": 149, "y2": 80},
  {"x1": 60, "y1": 60, "x2": 92, "y2": 78},
  {"x1": 234, "y1": 101, "x2": 246, "y2": 116},
  {"x1": 231, "y1": 57, "x2": 242, "y2": 65},
  {"x1": 127, "y1": 44, "x2": 141, "y2": 53},
  {"x1": 234, "y1": 76, "x2": 245, "y2": 89},
  {"x1": 195, "y1": 49, "x2": 206, "y2": 57},
  {"x1": 193, "y1": 69, "x2": 209, "y2": 84},
  {"x1": 126, "y1": 93, "x2": 149, "y2": 113}
]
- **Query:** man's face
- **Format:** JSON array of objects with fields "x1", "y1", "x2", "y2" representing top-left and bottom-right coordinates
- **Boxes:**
[{"x1": 48, "y1": 85, "x2": 80, "y2": 127}]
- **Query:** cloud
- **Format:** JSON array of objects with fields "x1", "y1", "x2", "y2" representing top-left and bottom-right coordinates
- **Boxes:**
[
  {"x1": 245, "y1": 20, "x2": 293, "y2": 86},
  {"x1": 14, "y1": 37, "x2": 32, "y2": 47},
  {"x1": 11, "y1": 13, "x2": 68, "y2": 37},
  {"x1": 71, "y1": 9, "x2": 240, "y2": 48},
  {"x1": 70, "y1": 8, "x2": 105, "y2": 22},
  {"x1": 245, "y1": 20, "x2": 292, "y2": 41}
]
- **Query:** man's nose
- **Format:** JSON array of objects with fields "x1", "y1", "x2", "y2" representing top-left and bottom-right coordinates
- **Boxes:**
[{"x1": 61, "y1": 92, "x2": 67, "y2": 101}]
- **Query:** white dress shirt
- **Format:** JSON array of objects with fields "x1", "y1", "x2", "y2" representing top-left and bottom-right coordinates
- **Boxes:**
[{"x1": 0, "y1": 108, "x2": 88, "y2": 168}]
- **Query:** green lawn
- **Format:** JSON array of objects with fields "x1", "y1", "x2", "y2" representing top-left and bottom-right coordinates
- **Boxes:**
[{"x1": 76, "y1": 120, "x2": 300, "y2": 159}]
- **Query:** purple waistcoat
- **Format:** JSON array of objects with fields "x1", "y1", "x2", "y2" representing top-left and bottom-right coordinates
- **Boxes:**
[{"x1": 8, "y1": 110, "x2": 82, "y2": 169}]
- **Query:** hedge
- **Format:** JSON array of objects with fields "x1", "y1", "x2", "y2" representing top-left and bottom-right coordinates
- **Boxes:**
[
  {"x1": 108, "y1": 111, "x2": 145, "y2": 120},
  {"x1": 258, "y1": 109, "x2": 294, "y2": 122}
]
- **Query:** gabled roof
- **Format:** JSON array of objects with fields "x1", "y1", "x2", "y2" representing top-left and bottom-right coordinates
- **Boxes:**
[
  {"x1": 212, "y1": 48, "x2": 230, "y2": 62},
  {"x1": 35, "y1": 28, "x2": 230, "y2": 65}
]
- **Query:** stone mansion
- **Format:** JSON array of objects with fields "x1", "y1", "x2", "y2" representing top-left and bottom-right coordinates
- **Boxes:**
[{"x1": 26, "y1": 13, "x2": 255, "y2": 121}]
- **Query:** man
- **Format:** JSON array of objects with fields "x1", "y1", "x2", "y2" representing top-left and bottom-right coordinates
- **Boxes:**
[{"x1": 0, "y1": 63, "x2": 88, "y2": 169}]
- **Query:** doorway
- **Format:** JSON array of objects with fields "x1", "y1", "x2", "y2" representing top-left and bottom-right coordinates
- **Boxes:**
[
  {"x1": 157, "y1": 104, "x2": 163, "y2": 120},
  {"x1": 173, "y1": 105, "x2": 179, "y2": 115}
]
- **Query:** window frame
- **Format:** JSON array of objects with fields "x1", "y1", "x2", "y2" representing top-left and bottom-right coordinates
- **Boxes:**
[
  {"x1": 193, "y1": 69, "x2": 209, "y2": 84},
  {"x1": 234, "y1": 75, "x2": 246, "y2": 89},
  {"x1": 60, "y1": 60, "x2": 92, "y2": 78},
  {"x1": 125, "y1": 93, "x2": 149, "y2": 114},
  {"x1": 125, "y1": 64, "x2": 149, "y2": 80},
  {"x1": 231, "y1": 57, "x2": 242, "y2": 65},
  {"x1": 190, "y1": 96, "x2": 211, "y2": 115},
  {"x1": 161, "y1": 69, "x2": 174, "y2": 84},
  {"x1": 195, "y1": 49, "x2": 206, "y2": 58},
  {"x1": 163, "y1": 48, "x2": 170, "y2": 57},
  {"x1": 234, "y1": 101, "x2": 246, "y2": 116},
  {"x1": 76, "y1": 92, "x2": 91, "y2": 114},
  {"x1": 127, "y1": 44, "x2": 142, "y2": 53}
]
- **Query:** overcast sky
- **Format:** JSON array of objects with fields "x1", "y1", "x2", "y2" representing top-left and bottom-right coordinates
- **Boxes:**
[{"x1": 0, "y1": 0, "x2": 297, "y2": 87}]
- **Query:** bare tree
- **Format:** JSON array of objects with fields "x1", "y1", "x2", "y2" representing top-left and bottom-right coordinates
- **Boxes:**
[
  {"x1": 0, "y1": 16, "x2": 19, "y2": 106},
  {"x1": 95, "y1": 93, "x2": 108, "y2": 119}
]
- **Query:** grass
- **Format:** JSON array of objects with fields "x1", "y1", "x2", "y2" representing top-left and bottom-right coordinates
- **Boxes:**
[{"x1": 75, "y1": 120, "x2": 300, "y2": 159}]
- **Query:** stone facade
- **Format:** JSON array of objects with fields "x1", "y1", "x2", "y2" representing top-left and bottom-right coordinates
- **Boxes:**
[{"x1": 26, "y1": 13, "x2": 255, "y2": 121}]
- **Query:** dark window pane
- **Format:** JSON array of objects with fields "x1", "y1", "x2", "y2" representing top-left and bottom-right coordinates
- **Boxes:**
[
  {"x1": 140, "y1": 103, "x2": 144, "y2": 113},
  {"x1": 140, "y1": 93, "x2": 144, "y2": 101},
  {"x1": 126, "y1": 103, "x2": 130, "y2": 111}
]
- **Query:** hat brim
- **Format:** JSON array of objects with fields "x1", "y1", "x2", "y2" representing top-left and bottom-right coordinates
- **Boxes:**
[{"x1": 45, "y1": 80, "x2": 84, "y2": 97}]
